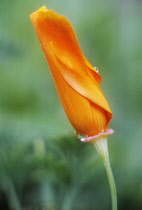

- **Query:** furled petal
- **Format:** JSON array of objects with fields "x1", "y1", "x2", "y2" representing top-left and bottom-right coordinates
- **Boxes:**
[
  {"x1": 51, "y1": 44, "x2": 111, "y2": 113},
  {"x1": 30, "y1": 6, "x2": 101, "y2": 82},
  {"x1": 83, "y1": 56, "x2": 102, "y2": 84},
  {"x1": 30, "y1": 6, "x2": 113, "y2": 137},
  {"x1": 45, "y1": 55, "x2": 109, "y2": 136}
]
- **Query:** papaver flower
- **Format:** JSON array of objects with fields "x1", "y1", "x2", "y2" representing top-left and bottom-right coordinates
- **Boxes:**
[{"x1": 30, "y1": 6, "x2": 114, "y2": 142}]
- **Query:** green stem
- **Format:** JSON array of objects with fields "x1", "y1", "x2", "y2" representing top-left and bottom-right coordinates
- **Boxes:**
[{"x1": 92, "y1": 137, "x2": 117, "y2": 210}]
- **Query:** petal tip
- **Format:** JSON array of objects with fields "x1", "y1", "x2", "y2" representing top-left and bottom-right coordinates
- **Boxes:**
[{"x1": 30, "y1": 6, "x2": 48, "y2": 18}]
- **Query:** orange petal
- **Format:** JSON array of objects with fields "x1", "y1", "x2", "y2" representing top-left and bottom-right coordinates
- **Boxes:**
[
  {"x1": 46, "y1": 56, "x2": 109, "y2": 136},
  {"x1": 51, "y1": 45, "x2": 111, "y2": 114},
  {"x1": 83, "y1": 55, "x2": 102, "y2": 84},
  {"x1": 30, "y1": 6, "x2": 101, "y2": 82},
  {"x1": 30, "y1": 6, "x2": 113, "y2": 137}
]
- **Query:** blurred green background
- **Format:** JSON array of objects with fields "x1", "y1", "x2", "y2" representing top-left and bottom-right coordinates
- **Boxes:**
[{"x1": 0, "y1": 0, "x2": 142, "y2": 209}]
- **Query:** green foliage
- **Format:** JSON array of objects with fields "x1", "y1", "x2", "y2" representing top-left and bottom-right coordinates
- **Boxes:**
[
  {"x1": 0, "y1": 0, "x2": 142, "y2": 209},
  {"x1": 0, "y1": 132, "x2": 108, "y2": 209}
]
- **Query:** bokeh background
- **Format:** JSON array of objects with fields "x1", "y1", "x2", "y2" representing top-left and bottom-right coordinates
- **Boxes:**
[{"x1": 0, "y1": 0, "x2": 142, "y2": 209}]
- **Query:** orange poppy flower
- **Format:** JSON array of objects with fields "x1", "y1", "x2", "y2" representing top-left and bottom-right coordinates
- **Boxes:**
[{"x1": 30, "y1": 6, "x2": 114, "y2": 142}]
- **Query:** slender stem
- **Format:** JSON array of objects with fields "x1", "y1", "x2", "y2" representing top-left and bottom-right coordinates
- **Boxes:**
[
  {"x1": 101, "y1": 151, "x2": 117, "y2": 210},
  {"x1": 92, "y1": 137, "x2": 117, "y2": 210}
]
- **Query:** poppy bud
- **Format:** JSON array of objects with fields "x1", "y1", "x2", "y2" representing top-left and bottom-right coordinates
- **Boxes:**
[{"x1": 30, "y1": 6, "x2": 114, "y2": 142}]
